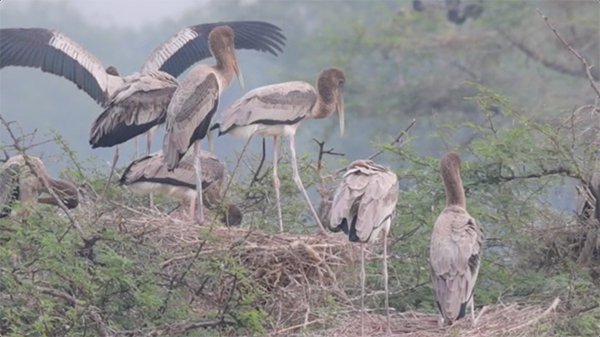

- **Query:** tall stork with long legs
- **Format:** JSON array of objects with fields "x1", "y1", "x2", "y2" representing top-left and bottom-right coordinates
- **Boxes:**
[
  {"x1": 328, "y1": 159, "x2": 399, "y2": 336},
  {"x1": 430, "y1": 152, "x2": 484, "y2": 326},
  {"x1": 0, "y1": 22, "x2": 285, "y2": 187},
  {"x1": 218, "y1": 67, "x2": 345, "y2": 233},
  {"x1": 163, "y1": 25, "x2": 246, "y2": 225}
]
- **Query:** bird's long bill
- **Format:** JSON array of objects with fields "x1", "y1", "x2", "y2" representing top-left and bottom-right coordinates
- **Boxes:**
[
  {"x1": 233, "y1": 59, "x2": 245, "y2": 90},
  {"x1": 337, "y1": 92, "x2": 345, "y2": 137}
]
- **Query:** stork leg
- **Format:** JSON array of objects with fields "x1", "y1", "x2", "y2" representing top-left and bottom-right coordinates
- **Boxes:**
[
  {"x1": 146, "y1": 127, "x2": 155, "y2": 208},
  {"x1": 272, "y1": 136, "x2": 283, "y2": 232},
  {"x1": 102, "y1": 146, "x2": 119, "y2": 197},
  {"x1": 360, "y1": 242, "x2": 366, "y2": 337},
  {"x1": 194, "y1": 141, "x2": 205, "y2": 225},
  {"x1": 288, "y1": 135, "x2": 326, "y2": 233},
  {"x1": 134, "y1": 136, "x2": 139, "y2": 159},
  {"x1": 207, "y1": 126, "x2": 215, "y2": 152},
  {"x1": 146, "y1": 126, "x2": 156, "y2": 155},
  {"x1": 470, "y1": 296, "x2": 476, "y2": 326},
  {"x1": 383, "y1": 225, "x2": 391, "y2": 336},
  {"x1": 188, "y1": 194, "x2": 196, "y2": 221}
]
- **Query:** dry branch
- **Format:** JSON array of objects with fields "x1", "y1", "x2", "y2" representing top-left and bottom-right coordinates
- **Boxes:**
[
  {"x1": 0, "y1": 114, "x2": 85, "y2": 238},
  {"x1": 326, "y1": 298, "x2": 560, "y2": 337},
  {"x1": 537, "y1": 9, "x2": 600, "y2": 99}
]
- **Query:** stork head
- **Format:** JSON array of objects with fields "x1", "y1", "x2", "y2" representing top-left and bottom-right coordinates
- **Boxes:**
[
  {"x1": 317, "y1": 67, "x2": 345, "y2": 137},
  {"x1": 209, "y1": 25, "x2": 244, "y2": 89},
  {"x1": 105, "y1": 66, "x2": 120, "y2": 76},
  {"x1": 222, "y1": 203, "x2": 243, "y2": 227}
]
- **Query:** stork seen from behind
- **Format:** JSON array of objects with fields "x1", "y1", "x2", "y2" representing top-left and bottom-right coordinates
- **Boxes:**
[
  {"x1": 328, "y1": 159, "x2": 399, "y2": 336},
  {"x1": 430, "y1": 152, "x2": 484, "y2": 326}
]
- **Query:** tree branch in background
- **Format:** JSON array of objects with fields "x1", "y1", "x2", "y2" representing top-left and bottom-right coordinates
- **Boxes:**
[
  {"x1": 537, "y1": 9, "x2": 600, "y2": 100},
  {"x1": 312, "y1": 139, "x2": 345, "y2": 227},
  {"x1": 500, "y1": 30, "x2": 599, "y2": 82},
  {"x1": 367, "y1": 118, "x2": 416, "y2": 161},
  {"x1": 0, "y1": 114, "x2": 85, "y2": 238}
]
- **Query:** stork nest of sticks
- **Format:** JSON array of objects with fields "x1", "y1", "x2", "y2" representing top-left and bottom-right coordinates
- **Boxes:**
[
  {"x1": 325, "y1": 298, "x2": 560, "y2": 337},
  {"x1": 103, "y1": 205, "x2": 562, "y2": 336},
  {"x1": 114, "y1": 205, "x2": 357, "y2": 325}
]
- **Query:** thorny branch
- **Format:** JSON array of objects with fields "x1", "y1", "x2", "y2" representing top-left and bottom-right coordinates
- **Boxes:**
[
  {"x1": 500, "y1": 30, "x2": 599, "y2": 81},
  {"x1": 368, "y1": 118, "x2": 417, "y2": 161},
  {"x1": 537, "y1": 9, "x2": 600, "y2": 100},
  {"x1": 0, "y1": 114, "x2": 85, "y2": 238}
]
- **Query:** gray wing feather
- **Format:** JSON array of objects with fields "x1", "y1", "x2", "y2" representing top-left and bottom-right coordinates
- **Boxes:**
[
  {"x1": 89, "y1": 71, "x2": 178, "y2": 147},
  {"x1": 329, "y1": 160, "x2": 399, "y2": 242},
  {"x1": 121, "y1": 150, "x2": 224, "y2": 190},
  {"x1": 430, "y1": 206, "x2": 483, "y2": 322},
  {"x1": 140, "y1": 21, "x2": 286, "y2": 77},
  {"x1": 0, "y1": 28, "x2": 123, "y2": 105},
  {"x1": 219, "y1": 81, "x2": 316, "y2": 133},
  {"x1": 163, "y1": 70, "x2": 219, "y2": 169}
]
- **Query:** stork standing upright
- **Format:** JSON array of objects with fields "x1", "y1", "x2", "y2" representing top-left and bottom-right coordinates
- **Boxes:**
[
  {"x1": 430, "y1": 152, "x2": 484, "y2": 326},
  {"x1": 0, "y1": 155, "x2": 79, "y2": 218},
  {"x1": 163, "y1": 25, "x2": 245, "y2": 225},
  {"x1": 120, "y1": 149, "x2": 242, "y2": 226},
  {"x1": 218, "y1": 67, "x2": 345, "y2": 233},
  {"x1": 0, "y1": 22, "x2": 285, "y2": 177},
  {"x1": 328, "y1": 159, "x2": 399, "y2": 336}
]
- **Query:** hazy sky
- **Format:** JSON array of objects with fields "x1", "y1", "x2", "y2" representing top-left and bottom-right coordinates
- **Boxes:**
[{"x1": 4, "y1": 0, "x2": 206, "y2": 28}]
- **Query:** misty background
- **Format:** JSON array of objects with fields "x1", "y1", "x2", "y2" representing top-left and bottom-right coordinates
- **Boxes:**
[{"x1": 1, "y1": 0, "x2": 598, "y2": 211}]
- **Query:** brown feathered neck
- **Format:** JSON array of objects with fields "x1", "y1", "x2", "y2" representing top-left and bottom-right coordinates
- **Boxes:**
[
  {"x1": 209, "y1": 26, "x2": 237, "y2": 87},
  {"x1": 38, "y1": 179, "x2": 79, "y2": 209},
  {"x1": 440, "y1": 152, "x2": 466, "y2": 208},
  {"x1": 313, "y1": 67, "x2": 345, "y2": 119}
]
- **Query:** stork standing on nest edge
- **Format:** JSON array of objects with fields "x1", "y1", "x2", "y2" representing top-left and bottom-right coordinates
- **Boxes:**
[
  {"x1": 328, "y1": 159, "x2": 399, "y2": 336},
  {"x1": 218, "y1": 67, "x2": 345, "y2": 233},
  {"x1": 163, "y1": 25, "x2": 251, "y2": 225}
]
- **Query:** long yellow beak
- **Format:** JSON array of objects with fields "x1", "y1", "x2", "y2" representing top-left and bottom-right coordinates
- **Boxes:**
[
  {"x1": 233, "y1": 58, "x2": 245, "y2": 90},
  {"x1": 337, "y1": 91, "x2": 345, "y2": 137}
]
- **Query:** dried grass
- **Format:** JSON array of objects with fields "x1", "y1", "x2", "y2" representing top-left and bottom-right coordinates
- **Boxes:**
[
  {"x1": 101, "y1": 205, "x2": 562, "y2": 336},
  {"x1": 323, "y1": 298, "x2": 560, "y2": 337}
]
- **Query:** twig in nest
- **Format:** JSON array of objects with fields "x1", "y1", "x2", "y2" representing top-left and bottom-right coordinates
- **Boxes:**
[
  {"x1": 504, "y1": 297, "x2": 560, "y2": 334},
  {"x1": 537, "y1": 9, "x2": 600, "y2": 100}
]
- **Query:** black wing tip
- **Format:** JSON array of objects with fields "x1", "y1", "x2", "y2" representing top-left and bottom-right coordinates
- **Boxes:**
[{"x1": 457, "y1": 302, "x2": 468, "y2": 320}]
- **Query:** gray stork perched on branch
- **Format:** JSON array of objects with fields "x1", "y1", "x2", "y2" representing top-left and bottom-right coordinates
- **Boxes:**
[
  {"x1": 120, "y1": 149, "x2": 241, "y2": 226},
  {"x1": 430, "y1": 152, "x2": 484, "y2": 326},
  {"x1": 217, "y1": 67, "x2": 346, "y2": 233},
  {"x1": 0, "y1": 155, "x2": 79, "y2": 218},
  {"x1": 0, "y1": 21, "x2": 286, "y2": 171},
  {"x1": 328, "y1": 159, "x2": 399, "y2": 336}
]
